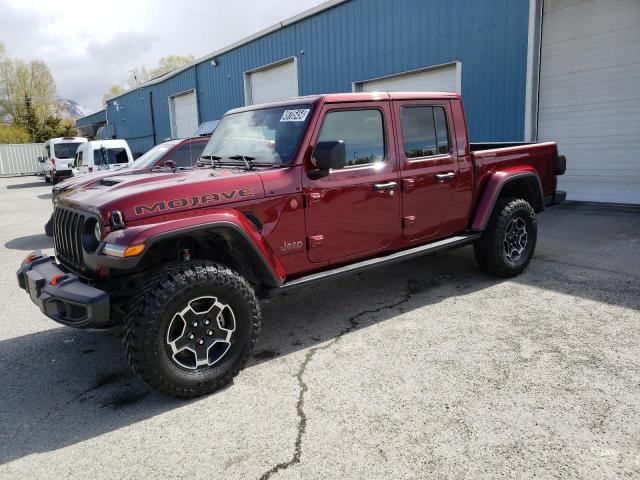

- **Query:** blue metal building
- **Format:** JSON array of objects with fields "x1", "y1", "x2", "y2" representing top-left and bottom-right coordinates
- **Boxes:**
[{"x1": 77, "y1": 0, "x2": 532, "y2": 156}]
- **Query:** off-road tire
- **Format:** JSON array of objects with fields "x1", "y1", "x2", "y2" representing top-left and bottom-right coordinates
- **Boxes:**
[
  {"x1": 123, "y1": 261, "x2": 261, "y2": 398},
  {"x1": 44, "y1": 172, "x2": 51, "y2": 183},
  {"x1": 44, "y1": 216, "x2": 53, "y2": 237},
  {"x1": 474, "y1": 197, "x2": 537, "y2": 278}
]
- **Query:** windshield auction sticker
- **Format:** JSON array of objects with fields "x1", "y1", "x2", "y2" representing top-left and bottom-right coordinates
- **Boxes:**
[{"x1": 280, "y1": 109, "x2": 310, "y2": 122}]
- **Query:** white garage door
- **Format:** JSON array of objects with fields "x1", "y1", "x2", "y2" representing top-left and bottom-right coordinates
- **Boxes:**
[
  {"x1": 356, "y1": 62, "x2": 460, "y2": 93},
  {"x1": 171, "y1": 91, "x2": 198, "y2": 138},
  {"x1": 246, "y1": 59, "x2": 298, "y2": 105},
  {"x1": 538, "y1": 0, "x2": 640, "y2": 204}
]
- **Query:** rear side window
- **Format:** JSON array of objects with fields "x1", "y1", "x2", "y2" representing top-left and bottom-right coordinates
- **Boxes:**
[
  {"x1": 169, "y1": 142, "x2": 207, "y2": 168},
  {"x1": 317, "y1": 109, "x2": 385, "y2": 167},
  {"x1": 93, "y1": 148, "x2": 128, "y2": 165},
  {"x1": 400, "y1": 106, "x2": 450, "y2": 158}
]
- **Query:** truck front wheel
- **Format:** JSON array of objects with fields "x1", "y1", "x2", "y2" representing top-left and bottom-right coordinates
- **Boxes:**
[
  {"x1": 473, "y1": 197, "x2": 537, "y2": 278},
  {"x1": 123, "y1": 261, "x2": 261, "y2": 398}
]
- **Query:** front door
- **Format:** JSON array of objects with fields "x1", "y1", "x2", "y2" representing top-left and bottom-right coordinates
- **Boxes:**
[
  {"x1": 393, "y1": 100, "x2": 459, "y2": 240},
  {"x1": 303, "y1": 102, "x2": 401, "y2": 263}
]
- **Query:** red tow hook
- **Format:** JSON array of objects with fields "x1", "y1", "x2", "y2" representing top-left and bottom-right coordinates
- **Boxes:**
[
  {"x1": 25, "y1": 253, "x2": 40, "y2": 264},
  {"x1": 49, "y1": 274, "x2": 67, "y2": 287}
]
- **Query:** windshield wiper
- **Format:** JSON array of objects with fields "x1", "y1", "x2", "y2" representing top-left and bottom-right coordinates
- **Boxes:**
[
  {"x1": 199, "y1": 154, "x2": 223, "y2": 168},
  {"x1": 227, "y1": 155, "x2": 256, "y2": 170},
  {"x1": 200, "y1": 154, "x2": 280, "y2": 170}
]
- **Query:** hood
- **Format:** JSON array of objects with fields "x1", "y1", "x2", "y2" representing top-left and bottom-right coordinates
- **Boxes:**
[
  {"x1": 57, "y1": 167, "x2": 265, "y2": 223},
  {"x1": 53, "y1": 167, "x2": 149, "y2": 196}
]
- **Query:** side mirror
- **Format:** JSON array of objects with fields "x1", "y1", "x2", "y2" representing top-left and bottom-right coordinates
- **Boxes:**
[
  {"x1": 163, "y1": 159, "x2": 177, "y2": 169},
  {"x1": 38, "y1": 156, "x2": 44, "y2": 163},
  {"x1": 308, "y1": 140, "x2": 346, "y2": 180}
]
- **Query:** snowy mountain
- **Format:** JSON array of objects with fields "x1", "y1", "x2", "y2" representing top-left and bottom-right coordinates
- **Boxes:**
[{"x1": 58, "y1": 98, "x2": 94, "y2": 120}]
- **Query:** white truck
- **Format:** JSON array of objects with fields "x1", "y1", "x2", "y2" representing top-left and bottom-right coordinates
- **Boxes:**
[
  {"x1": 40, "y1": 137, "x2": 88, "y2": 183},
  {"x1": 72, "y1": 139, "x2": 134, "y2": 176}
]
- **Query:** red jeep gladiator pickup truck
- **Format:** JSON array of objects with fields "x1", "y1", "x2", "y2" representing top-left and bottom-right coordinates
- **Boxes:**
[{"x1": 17, "y1": 92, "x2": 566, "y2": 398}]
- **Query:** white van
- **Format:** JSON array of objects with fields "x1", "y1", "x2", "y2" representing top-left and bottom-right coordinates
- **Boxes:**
[
  {"x1": 73, "y1": 140, "x2": 134, "y2": 176},
  {"x1": 41, "y1": 137, "x2": 88, "y2": 183}
]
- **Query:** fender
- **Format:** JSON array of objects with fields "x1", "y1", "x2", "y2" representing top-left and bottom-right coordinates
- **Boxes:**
[
  {"x1": 94, "y1": 209, "x2": 286, "y2": 287},
  {"x1": 471, "y1": 168, "x2": 544, "y2": 232}
]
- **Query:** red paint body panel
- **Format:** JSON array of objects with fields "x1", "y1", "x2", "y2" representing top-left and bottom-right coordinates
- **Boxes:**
[
  {"x1": 55, "y1": 93, "x2": 564, "y2": 285},
  {"x1": 103, "y1": 208, "x2": 287, "y2": 282}
]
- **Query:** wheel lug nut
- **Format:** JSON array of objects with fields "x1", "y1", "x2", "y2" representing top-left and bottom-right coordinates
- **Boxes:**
[
  {"x1": 207, "y1": 330, "x2": 213, "y2": 336},
  {"x1": 204, "y1": 320, "x2": 210, "y2": 325},
  {"x1": 198, "y1": 339, "x2": 204, "y2": 345},
  {"x1": 192, "y1": 321, "x2": 198, "y2": 327},
  {"x1": 188, "y1": 334, "x2": 195, "y2": 340}
]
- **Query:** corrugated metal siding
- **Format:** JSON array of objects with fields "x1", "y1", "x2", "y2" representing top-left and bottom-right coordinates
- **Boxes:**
[
  {"x1": 75, "y1": 110, "x2": 105, "y2": 127},
  {"x1": 79, "y1": 0, "x2": 530, "y2": 148},
  {"x1": 0, "y1": 143, "x2": 45, "y2": 176}
]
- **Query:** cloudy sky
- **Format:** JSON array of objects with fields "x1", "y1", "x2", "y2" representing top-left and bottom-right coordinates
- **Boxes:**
[{"x1": 0, "y1": 0, "x2": 325, "y2": 112}]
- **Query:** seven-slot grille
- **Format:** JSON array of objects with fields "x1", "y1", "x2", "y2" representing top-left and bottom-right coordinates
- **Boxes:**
[{"x1": 53, "y1": 205, "x2": 88, "y2": 271}]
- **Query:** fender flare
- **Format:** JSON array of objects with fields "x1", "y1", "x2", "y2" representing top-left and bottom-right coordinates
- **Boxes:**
[
  {"x1": 94, "y1": 211, "x2": 286, "y2": 288},
  {"x1": 471, "y1": 170, "x2": 544, "y2": 232}
]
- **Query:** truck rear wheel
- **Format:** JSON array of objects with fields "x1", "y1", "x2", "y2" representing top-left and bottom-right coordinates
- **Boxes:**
[
  {"x1": 123, "y1": 261, "x2": 261, "y2": 398},
  {"x1": 473, "y1": 197, "x2": 537, "y2": 278}
]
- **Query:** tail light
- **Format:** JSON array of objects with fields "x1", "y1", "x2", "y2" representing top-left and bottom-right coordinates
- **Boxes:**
[
  {"x1": 51, "y1": 158, "x2": 56, "y2": 170},
  {"x1": 555, "y1": 155, "x2": 566, "y2": 175}
]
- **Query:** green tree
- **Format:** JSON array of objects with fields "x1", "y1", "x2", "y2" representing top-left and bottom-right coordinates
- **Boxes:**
[
  {"x1": 149, "y1": 54, "x2": 195, "y2": 79},
  {"x1": 0, "y1": 123, "x2": 30, "y2": 143},
  {"x1": 0, "y1": 43, "x2": 68, "y2": 143},
  {"x1": 103, "y1": 84, "x2": 125, "y2": 104}
]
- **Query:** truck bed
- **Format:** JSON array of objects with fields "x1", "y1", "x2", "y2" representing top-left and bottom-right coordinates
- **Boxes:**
[{"x1": 471, "y1": 141, "x2": 559, "y2": 205}]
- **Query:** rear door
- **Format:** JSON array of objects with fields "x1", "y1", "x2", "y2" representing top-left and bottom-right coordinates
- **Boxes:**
[
  {"x1": 302, "y1": 101, "x2": 401, "y2": 263},
  {"x1": 392, "y1": 100, "x2": 459, "y2": 241},
  {"x1": 108, "y1": 147, "x2": 130, "y2": 170}
]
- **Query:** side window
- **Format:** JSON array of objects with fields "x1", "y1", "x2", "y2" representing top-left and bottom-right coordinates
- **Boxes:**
[
  {"x1": 317, "y1": 109, "x2": 385, "y2": 167},
  {"x1": 169, "y1": 143, "x2": 200, "y2": 168},
  {"x1": 434, "y1": 107, "x2": 450, "y2": 154},
  {"x1": 93, "y1": 149, "x2": 105, "y2": 166},
  {"x1": 400, "y1": 106, "x2": 450, "y2": 158},
  {"x1": 110, "y1": 148, "x2": 129, "y2": 164},
  {"x1": 74, "y1": 150, "x2": 83, "y2": 167}
]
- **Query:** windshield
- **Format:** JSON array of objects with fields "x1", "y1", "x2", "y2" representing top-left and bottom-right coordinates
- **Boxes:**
[
  {"x1": 201, "y1": 105, "x2": 312, "y2": 165},
  {"x1": 54, "y1": 142, "x2": 82, "y2": 159},
  {"x1": 129, "y1": 143, "x2": 175, "y2": 169}
]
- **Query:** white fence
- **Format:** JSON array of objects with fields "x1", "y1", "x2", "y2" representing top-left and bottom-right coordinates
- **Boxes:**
[{"x1": 0, "y1": 143, "x2": 45, "y2": 176}]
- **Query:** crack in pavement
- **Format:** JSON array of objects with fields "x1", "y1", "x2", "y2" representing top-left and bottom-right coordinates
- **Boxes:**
[{"x1": 258, "y1": 277, "x2": 442, "y2": 480}]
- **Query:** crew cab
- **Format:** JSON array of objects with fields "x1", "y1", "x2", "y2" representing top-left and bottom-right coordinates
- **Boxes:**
[
  {"x1": 39, "y1": 137, "x2": 88, "y2": 183},
  {"x1": 18, "y1": 92, "x2": 566, "y2": 398}
]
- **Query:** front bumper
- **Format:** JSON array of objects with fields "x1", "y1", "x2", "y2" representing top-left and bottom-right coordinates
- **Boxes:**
[
  {"x1": 16, "y1": 251, "x2": 110, "y2": 329},
  {"x1": 52, "y1": 169, "x2": 72, "y2": 179}
]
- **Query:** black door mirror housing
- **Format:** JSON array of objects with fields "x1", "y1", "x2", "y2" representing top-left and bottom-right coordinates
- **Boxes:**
[
  {"x1": 309, "y1": 140, "x2": 346, "y2": 179},
  {"x1": 37, "y1": 156, "x2": 44, "y2": 163}
]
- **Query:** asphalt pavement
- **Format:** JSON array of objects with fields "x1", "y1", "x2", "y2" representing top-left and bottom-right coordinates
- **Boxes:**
[{"x1": 0, "y1": 175, "x2": 638, "y2": 479}]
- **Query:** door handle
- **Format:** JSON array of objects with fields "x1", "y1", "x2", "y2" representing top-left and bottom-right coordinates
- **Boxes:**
[
  {"x1": 435, "y1": 172, "x2": 455, "y2": 182},
  {"x1": 373, "y1": 181, "x2": 397, "y2": 192}
]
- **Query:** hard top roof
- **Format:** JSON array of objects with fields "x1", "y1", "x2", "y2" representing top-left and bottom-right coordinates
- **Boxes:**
[{"x1": 226, "y1": 91, "x2": 460, "y2": 114}]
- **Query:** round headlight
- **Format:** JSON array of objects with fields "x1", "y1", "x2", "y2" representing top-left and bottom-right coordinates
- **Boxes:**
[
  {"x1": 82, "y1": 218, "x2": 102, "y2": 253},
  {"x1": 94, "y1": 221, "x2": 103, "y2": 242}
]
